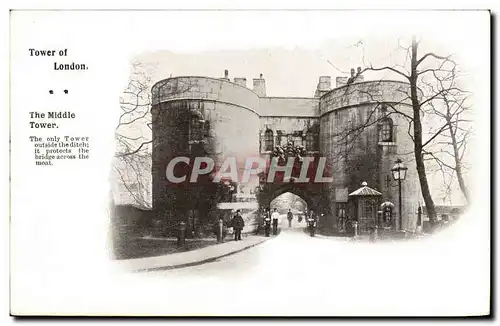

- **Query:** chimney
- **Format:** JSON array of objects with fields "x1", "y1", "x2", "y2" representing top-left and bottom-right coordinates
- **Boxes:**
[
  {"x1": 336, "y1": 76, "x2": 348, "y2": 88},
  {"x1": 318, "y1": 76, "x2": 331, "y2": 91},
  {"x1": 315, "y1": 76, "x2": 331, "y2": 97},
  {"x1": 350, "y1": 68, "x2": 355, "y2": 78},
  {"x1": 234, "y1": 77, "x2": 247, "y2": 88},
  {"x1": 223, "y1": 69, "x2": 229, "y2": 80},
  {"x1": 253, "y1": 73, "x2": 266, "y2": 97},
  {"x1": 357, "y1": 67, "x2": 362, "y2": 74}
]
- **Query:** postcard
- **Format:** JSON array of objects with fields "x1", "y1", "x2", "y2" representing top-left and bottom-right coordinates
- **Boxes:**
[{"x1": 9, "y1": 9, "x2": 491, "y2": 316}]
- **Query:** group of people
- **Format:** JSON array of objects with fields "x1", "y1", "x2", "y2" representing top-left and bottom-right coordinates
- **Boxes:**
[
  {"x1": 259, "y1": 208, "x2": 280, "y2": 237},
  {"x1": 255, "y1": 207, "x2": 321, "y2": 236},
  {"x1": 214, "y1": 209, "x2": 247, "y2": 242},
  {"x1": 251, "y1": 208, "x2": 281, "y2": 237},
  {"x1": 228, "y1": 207, "x2": 323, "y2": 241},
  {"x1": 228, "y1": 208, "x2": 298, "y2": 241}
]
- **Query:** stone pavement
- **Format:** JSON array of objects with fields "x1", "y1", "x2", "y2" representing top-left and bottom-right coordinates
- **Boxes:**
[
  {"x1": 113, "y1": 235, "x2": 270, "y2": 273},
  {"x1": 314, "y1": 230, "x2": 428, "y2": 242},
  {"x1": 313, "y1": 232, "x2": 352, "y2": 242}
]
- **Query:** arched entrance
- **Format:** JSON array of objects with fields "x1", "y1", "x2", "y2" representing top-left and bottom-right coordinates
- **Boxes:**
[
  {"x1": 258, "y1": 182, "x2": 319, "y2": 211},
  {"x1": 257, "y1": 181, "x2": 329, "y2": 228},
  {"x1": 270, "y1": 192, "x2": 309, "y2": 227}
]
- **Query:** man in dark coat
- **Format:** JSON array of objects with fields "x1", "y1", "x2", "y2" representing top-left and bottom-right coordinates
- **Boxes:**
[
  {"x1": 232, "y1": 209, "x2": 245, "y2": 241},
  {"x1": 264, "y1": 208, "x2": 272, "y2": 237},
  {"x1": 307, "y1": 211, "x2": 317, "y2": 236}
]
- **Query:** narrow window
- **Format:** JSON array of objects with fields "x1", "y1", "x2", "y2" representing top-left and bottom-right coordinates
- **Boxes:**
[
  {"x1": 384, "y1": 207, "x2": 393, "y2": 224},
  {"x1": 189, "y1": 113, "x2": 203, "y2": 143},
  {"x1": 264, "y1": 129, "x2": 274, "y2": 151},
  {"x1": 363, "y1": 200, "x2": 375, "y2": 220},
  {"x1": 294, "y1": 136, "x2": 303, "y2": 148},
  {"x1": 379, "y1": 118, "x2": 393, "y2": 142},
  {"x1": 306, "y1": 130, "x2": 318, "y2": 152}
]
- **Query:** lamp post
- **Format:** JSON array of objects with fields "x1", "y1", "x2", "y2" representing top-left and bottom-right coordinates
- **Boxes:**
[{"x1": 391, "y1": 158, "x2": 408, "y2": 231}]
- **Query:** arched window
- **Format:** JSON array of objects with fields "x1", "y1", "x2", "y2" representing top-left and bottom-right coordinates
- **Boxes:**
[
  {"x1": 264, "y1": 129, "x2": 274, "y2": 151},
  {"x1": 379, "y1": 118, "x2": 393, "y2": 142},
  {"x1": 383, "y1": 207, "x2": 393, "y2": 224},
  {"x1": 306, "y1": 130, "x2": 318, "y2": 152}
]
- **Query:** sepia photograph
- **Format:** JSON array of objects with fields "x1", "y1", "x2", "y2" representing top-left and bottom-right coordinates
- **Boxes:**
[{"x1": 111, "y1": 37, "x2": 475, "y2": 271}]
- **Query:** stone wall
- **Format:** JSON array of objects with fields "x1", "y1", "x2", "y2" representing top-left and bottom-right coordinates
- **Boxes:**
[
  {"x1": 259, "y1": 116, "x2": 319, "y2": 153},
  {"x1": 152, "y1": 76, "x2": 260, "y2": 113},
  {"x1": 319, "y1": 80, "x2": 420, "y2": 231},
  {"x1": 150, "y1": 76, "x2": 422, "y2": 231},
  {"x1": 319, "y1": 80, "x2": 414, "y2": 115},
  {"x1": 259, "y1": 97, "x2": 319, "y2": 117},
  {"x1": 151, "y1": 96, "x2": 260, "y2": 219}
]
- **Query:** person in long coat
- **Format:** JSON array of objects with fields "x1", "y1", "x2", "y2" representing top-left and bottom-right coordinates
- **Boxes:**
[
  {"x1": 264, "y1": 209, "x2": 272, "y2": 237},
  {"x1": 232, "y1": 210, "x2": 245, "y2": 241},
  {"x1": 287, "y1": 209, "x2": 294, "y2": 227}
]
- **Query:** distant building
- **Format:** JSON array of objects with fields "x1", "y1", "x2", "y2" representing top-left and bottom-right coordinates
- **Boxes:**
[{"x1": 422, "y1": 205, "x2": 466, "y2": 221}]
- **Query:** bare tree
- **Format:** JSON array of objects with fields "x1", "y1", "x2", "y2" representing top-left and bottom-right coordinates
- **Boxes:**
[
  {"x1": 115, "y1": 61, "x2": 155, "y2": 158},
  {"x1": 329, "y1": 36, "x2": 471, "y2": 224},
  {"x1": 113, "y1": 62, "x2": 155, "y2": 208},
  {"x1": 423, "y1": 71, "x2": 472, "y2": 205}
]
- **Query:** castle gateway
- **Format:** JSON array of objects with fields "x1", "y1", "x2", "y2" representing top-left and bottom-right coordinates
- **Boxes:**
[{"x1": 151, "y1": 69, "x2": 420, "y2": 232}]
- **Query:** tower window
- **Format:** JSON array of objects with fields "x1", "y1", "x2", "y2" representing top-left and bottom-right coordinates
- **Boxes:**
[
  {"x1": 379, "y1": 118, "x2": 393, "y2": 142},
  {"x1": 264, "y1": 129, "x2": 274, "y2": 151},
  {"x1": 306, "y1": 130, "x2": 318, "y2": 152},
  {"x1": 189, "y1": 113, "x2": 203, "y2": 143}
]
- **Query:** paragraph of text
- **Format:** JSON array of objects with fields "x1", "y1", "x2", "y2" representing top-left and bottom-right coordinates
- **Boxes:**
[{"x1": 30, "y1": 135, "x2": 91, "y2": 166}]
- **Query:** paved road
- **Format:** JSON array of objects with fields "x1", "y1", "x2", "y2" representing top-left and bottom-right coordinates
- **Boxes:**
[
  {"x1": 141, "y1": 215, "x2": 468, "y2": 316},
  {"x1": 151, "y1": 222, "x2": 327, "y2": 278},
  {"x1": 146, "y1": 217, "x2": 366, "y2": 315}
]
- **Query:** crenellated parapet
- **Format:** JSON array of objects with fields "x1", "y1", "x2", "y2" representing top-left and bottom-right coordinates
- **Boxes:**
[{"x1": 152, "y1": 76, "x2": 260, "y2": 113}]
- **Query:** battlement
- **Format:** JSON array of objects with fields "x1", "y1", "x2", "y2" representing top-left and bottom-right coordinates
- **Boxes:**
[
  {"x1": 152, "y1": 71, "x2": 415, "y2": 118},
  {"x1": 151, "y1": 75, "x2": 260, "y2": 110}
]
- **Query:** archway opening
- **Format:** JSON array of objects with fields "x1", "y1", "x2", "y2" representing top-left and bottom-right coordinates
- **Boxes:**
[{"x1": 269, "y1": 191, "x2": 309, "y2": 227}]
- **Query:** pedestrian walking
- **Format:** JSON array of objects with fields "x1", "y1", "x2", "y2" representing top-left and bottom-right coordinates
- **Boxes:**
[
  {"x1": 231, "y1": 209, "x2": 245, "y2": 241},
  {"x1": 271, "y1": 208, "x2": 279, "y2": 235},
  {"x1": 307, "y1": 213, "x2": 317, "y2": 237},
  {"x1": 264, "y1": 210, "x2": 271, "y2": 237},
  {"x1": 287, "y1": 209, "x2": 293, "y2": 227}
]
